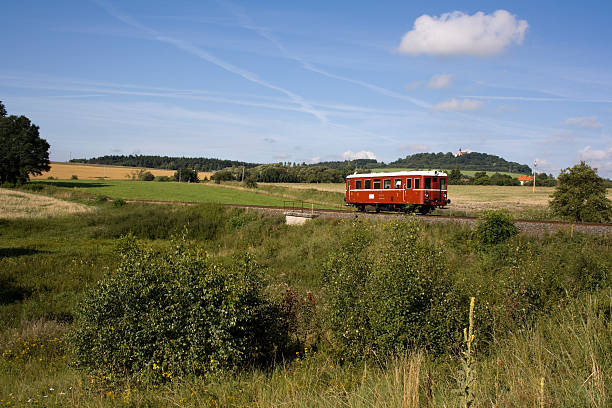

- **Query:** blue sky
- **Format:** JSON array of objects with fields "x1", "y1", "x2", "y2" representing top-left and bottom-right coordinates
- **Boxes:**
[{"x1": 2, "y1": 0, "x2": 611, "y2": 176}]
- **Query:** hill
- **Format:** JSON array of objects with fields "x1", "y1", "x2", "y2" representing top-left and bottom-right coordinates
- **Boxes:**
[{"x1": 387, "y1": 152, "x2": 532, "y2": 174}]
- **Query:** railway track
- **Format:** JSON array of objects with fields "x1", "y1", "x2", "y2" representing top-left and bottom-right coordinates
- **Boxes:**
[{"x1": 121, "y1": 198, "x2": 612, "y2": 236}]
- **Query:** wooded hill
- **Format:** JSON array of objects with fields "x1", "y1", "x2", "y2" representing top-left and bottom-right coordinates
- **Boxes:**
[
  {"x1": 71, "y1": 152, "x2": 532, "y2": 175},
  {"x1": 387, "y1": 152, "x2": 532, "y2": 174}
]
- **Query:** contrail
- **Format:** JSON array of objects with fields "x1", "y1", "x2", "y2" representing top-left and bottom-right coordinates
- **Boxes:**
[
  {"x1": 218, "y1": 0, "x2": 432, "y2": 109},
  {"x1": 92, "y1": 0, "x2": 328, "y2": 123}
]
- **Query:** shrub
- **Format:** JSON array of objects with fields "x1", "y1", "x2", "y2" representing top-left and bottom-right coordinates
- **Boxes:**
[
  {"x1": 139, "y1": 171, "x2": 155, "y2": 181},
  {"x1": 20, "y1": 183, "x2": 43, "y2": 192},
  {"x1": 155, "y1": 175, "x2": 170, "y2": 182},
  {"x1": 173, "y1": 168, "x2": 199, "y2": 183},
  {"x1": 68, "y1": 234, "x2": 288, "y2": 380},
  {"x1": 549, "y1": 161, "x2": 611, "y2": 222},
  {"x1": 244, "y1": 176, "x2": 258, "y2": 189},
  {"x1": 475, "y1": 209, "x2": 517, "y2": 246},
  {"x1": 95, "y1": 195, "x2": 108, "y2": 204},
  {"x1": 323, "y1": 220, "x2": 465, "y2": 361},
  {"x1": 71, "y1": 174, "x2": 78, "y2": 180},
  {"x1": 112, "y1": 198, "x2": 126, "y2": 208}
]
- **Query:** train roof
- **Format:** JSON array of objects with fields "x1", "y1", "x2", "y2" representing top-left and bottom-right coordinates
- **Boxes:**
[{"x1": 346, "y1": 170, "x2": 447, "y2": 179}]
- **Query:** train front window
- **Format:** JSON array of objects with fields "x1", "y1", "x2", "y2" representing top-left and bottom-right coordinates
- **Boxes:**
[
  {"x1": 424, "y1": 177, "x2": 431, "y2": 189},
  {"x1": 441, "y1": 179, "x2": 446, "y2": 189},
  {"x1": 406, "y1": 178, "x2": 412, "y2": 189},
  {"x1": 383, "y1": 179, "x2": 391, "y2": 189},
  {"x1": 373, "y1": 179, "x2": 381, "y2": 189},
  {"x1": 365, "y1": 179, "x2": 371, "y2": 189},
  {"x1": 356, "y1": 180, "x2": 362, "y2": 189},
  {"x1": 394, "y1": 179, "x2": 402, "y2": 188},
  {"x1": 414, "y1": 178, "x2": 420, "y2": 189}
]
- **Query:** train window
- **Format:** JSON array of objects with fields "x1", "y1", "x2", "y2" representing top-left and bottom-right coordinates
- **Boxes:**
[
  {"x1": 365, "y1": 179, "x2": 371, "y2": 189},
  {"x1": 383, "y1": 179, "x2": 391, "y2": 189},
  {"x1": 394, "y1": 179, "x2": 402, "y2": 188},
  {"x1": 414, "y1": 178, "x2": 420, "y2": 189},
  {"x1": 441, "y1": 178, "x2": 446, "y2": 189},
  {"x1": 356, "y1": 180, "x2": 362, "y2": 189},
  {"x1": 424, "y1": 177, "x2": 431, "y2": 189},
  {"x1": 406, "y1": 178, "x2": 412, "y2": 189},
  {"x1": 373, "y1": 179, "x2": 381, "y2": 189}
]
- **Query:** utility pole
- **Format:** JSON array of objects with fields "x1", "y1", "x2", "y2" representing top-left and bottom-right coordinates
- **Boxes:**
[
  {"x1": 241, "y1": 166, "x2": 245, "y2": 182},
  {"x1": 532, "y1": 160, "x2": 537, "y2": 193}
]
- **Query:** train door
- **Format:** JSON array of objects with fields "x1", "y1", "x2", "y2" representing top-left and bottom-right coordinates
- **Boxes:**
[{"x1": 346, "y1": 179, "x2": 351, "y2": 202}]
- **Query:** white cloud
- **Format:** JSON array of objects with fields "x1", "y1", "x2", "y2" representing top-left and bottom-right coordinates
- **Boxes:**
[
  {"x1": 578, "y1": 146, "x2": 612, "y2": 176},
  {"x1": 397, "y1": 10, "x2": 528, "y2": 57},
  {"x1": 433, "y1": 98, "x2": 484, "y2": 111},
  {"x1": 273, "y1": 153, "x2": 290, "y2": 159},
  {"x1": 578, "y1": 146, "x2": 612, "y2": 161},
  {"x1": 342, "y1": 150, "x2": 378, "y2": 160},
  {"x1": 428, "y1": 74, "x2": 454, "y2": 89},
  {"x1": 562, "y1": 116, "x2": 603, "y2": 129}
]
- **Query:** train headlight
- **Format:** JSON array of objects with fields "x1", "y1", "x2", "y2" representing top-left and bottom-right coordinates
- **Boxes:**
[
  {"x1": 444, "y1": 193, "x2": 447, "y2": 198},
  {"x1": 425, "y1": 192, "x2": 429, "y2": 198}
]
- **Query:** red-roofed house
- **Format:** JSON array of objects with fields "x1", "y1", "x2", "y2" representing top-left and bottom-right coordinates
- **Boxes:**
[{"x1": 518, "y1": 176, "x2": 533, "y2": 185}]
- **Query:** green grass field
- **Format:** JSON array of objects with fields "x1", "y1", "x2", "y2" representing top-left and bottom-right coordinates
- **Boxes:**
[{"x1": 34, "y1": 179, "x2": 342, "y2": 209}]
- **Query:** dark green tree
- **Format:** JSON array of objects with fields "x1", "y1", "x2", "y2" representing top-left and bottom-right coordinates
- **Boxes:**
[
  {"x1": 0, "y1": 101, "x2": 50, "y2": 185},
  {"x1": 549, "y1": 162, "x2": 611, "y2": 222},
  {"x1": 173, "y1": 168, "x2": 199, "y2": 183}
]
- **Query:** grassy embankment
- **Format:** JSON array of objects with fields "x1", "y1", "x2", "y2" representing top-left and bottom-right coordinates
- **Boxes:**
[{"x1": 1, "y1": 194, "x2": 611, "y2": 406}]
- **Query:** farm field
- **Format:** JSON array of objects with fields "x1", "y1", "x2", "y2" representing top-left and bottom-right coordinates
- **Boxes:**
[
  {"x1": 0, "y1": 200, "x2": 610, "y2": 406},
  {"x1": 0, "y1": 188, "x2": 94, "y2": 219},
  {"x1": 33, "y1": 179, "x2": 341, "y2": 209},
  {"x1": 30, "y1": 161, "x2": 213, "y2": 181}
]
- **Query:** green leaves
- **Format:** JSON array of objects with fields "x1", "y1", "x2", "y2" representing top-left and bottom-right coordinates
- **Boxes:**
[
  {"x1": 0, "y1": 103, "x2": 50, "y2": 185},
  {"x1": 69, "y1": 233, "x2": 286, "y2": 381},
  {"x1": 475, "y1": 210, "x2": 517, "y2": 246},
  {"x1": 549, "y1": 161, "x2": 612, "y2": 223}
]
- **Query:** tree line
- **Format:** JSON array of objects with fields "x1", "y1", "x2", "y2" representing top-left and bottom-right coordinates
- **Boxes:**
[{"x1": 70, "y1": 155, "x2": 258, "y2": 172}]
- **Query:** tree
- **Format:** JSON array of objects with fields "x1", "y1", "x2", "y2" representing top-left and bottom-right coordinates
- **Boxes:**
[
  {"x1": 549, "y1": 162, "x2": 611, "y2": 223},
  {"x1": 173, "y1": 168, "x2": 199, "y2": 183},
  {"x1": 0, "y1": 101, "x2": 50, "y2": 185}
]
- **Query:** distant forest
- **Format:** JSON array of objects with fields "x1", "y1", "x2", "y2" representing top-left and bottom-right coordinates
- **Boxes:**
[
  {"x1": 70, "y1": 155, "x2": 259, "y2": 171},
  {"x1": 387, "y1": 152, "x2": 532, "y2": 174}
]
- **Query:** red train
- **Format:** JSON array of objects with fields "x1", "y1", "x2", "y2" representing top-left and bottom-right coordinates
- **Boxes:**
[{"x1": 345, "y1": 171, "x2": 450, "y2": 213}]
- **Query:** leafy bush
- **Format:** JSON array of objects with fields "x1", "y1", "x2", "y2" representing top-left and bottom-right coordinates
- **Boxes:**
[
  {"x1": 549, "y1": 161, "x2": 611, "y2": 222},
  {"x1": 173, "y1": 168, "x2": 199, "y2": 183},
  {"x1": 20, "y1": 183, "x2": 43, "y2": 192},
  {"x1": 69, "y1": 234, "x2": 288, "y2": 380},
  {"x1": 71, "y1": 174, "x2": 78, "y2": 180},
  {"x1": 475, "y1": 210, "x2": 517, "y2": 246},
  {"x1": 155, "y1": 175, "x2": 170, "y2": 182},
  {"x1": 112, "y1": 198, "x2": 126, "y2": 208},
  {"x1": 139, "y1": 171, "x2": 155, "y2": 181},
  {"x1": 244, "y1": 176, "x2": 258, "y2": 188},
  {"x1": 323, "y1": 220, "x2": 465, "y2": 361}
]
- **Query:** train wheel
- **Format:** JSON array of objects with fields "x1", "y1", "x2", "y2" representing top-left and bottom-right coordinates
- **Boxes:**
[
  {"x1": 375, "y1": 206, "x2": 381, "y2": 213},
  {"x1": 417, "y1": 205, "x2": 432, "y2": 215}
]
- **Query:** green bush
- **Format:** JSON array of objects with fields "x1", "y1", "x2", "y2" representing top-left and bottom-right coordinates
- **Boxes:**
[
  {"x1": 68, "y1": 234, "x2": 288, "y2": 381},
  {"x1": 155, "y1": 175, "x2": 170, "y2": 182},
  {"x1": 112, "y1": 198, "x2": 126, "y2": 208},
  {"x1": 323, "y1": 220, "x2": 465, "y2": 361},
  {"x1": 71, "y1": 174, "x2": 78, "y2": 180},
  {"x1": 20, "y1": 183, "x2": 44, "y2": 192},
  {"x1": 475, "y1": 209, "x2": 517, "y2": 246}
]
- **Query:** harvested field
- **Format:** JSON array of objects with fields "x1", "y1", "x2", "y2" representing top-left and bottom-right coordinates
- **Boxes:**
[
  {"x1": 31, "y1": 162, "x2": 213, "y2": 181},
  {"x1": 0, "y1": 188, "x2": 95, "y2": 219}
]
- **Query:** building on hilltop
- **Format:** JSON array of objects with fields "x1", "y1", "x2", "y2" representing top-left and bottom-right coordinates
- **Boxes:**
[{"x1": 455, "y1": 148, "x2": 470, "y2": 157}]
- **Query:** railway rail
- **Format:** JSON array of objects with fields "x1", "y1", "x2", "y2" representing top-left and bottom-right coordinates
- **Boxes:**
[{"x1": 121, "y1": 199, "x2": 612, "y2": 236}]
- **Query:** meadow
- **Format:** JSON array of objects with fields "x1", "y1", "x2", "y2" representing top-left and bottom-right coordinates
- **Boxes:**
[{"x1": 0, "y1": 195, "x2": 610, "y2": 406}]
